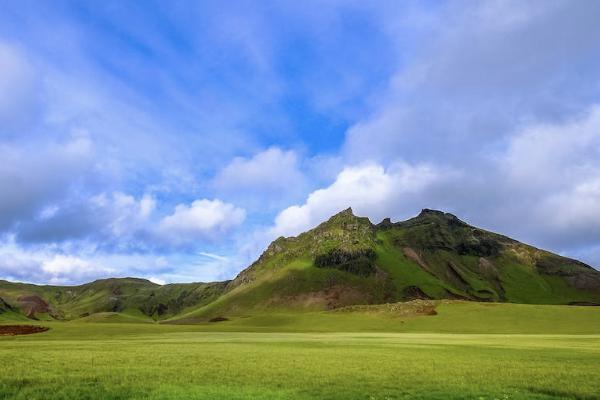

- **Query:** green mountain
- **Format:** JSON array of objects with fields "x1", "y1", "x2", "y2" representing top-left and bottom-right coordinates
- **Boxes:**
[
  {"x1": 0, "y1": 277, "x2": 227, "y2": 321},
  {"x1": 1, "y1": 209, "x2": 599, "y2": 322}
]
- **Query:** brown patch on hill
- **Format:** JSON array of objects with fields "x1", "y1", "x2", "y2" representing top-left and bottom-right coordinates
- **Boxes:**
[
  {"x1": 17, "y1": 295, "x2": 51, "y2": 318},
  {"x1": 402, "y1": 247, "x2": 434, "y2": 274},
  {"x1": 332, "y1": 299, "x2": 439, "y2": 317},
  {"x1": 268, "y1": 285, "x2": 370, "y2": 310},
  {"x1": 478, "y1": 257, "x2": 506, "y2": 300},
  {"x1": 565, "y1": 273, "x2": 600, "y2": 291},
  {"x1": 444, "y1": 261, "x2": 470, "y2": 290},
  {"x1": 0, "y1": 325, "x2": 50, "y2": 336}
]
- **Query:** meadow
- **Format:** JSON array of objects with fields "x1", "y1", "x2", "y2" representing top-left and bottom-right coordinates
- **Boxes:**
[{"x1": 1, "y1": 302, "x2": 600, "y2": 400}]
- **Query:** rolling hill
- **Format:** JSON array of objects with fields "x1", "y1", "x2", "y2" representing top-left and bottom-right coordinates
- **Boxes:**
[
  {"x1": 1, "y1": 208, "x2": 599, "y2": 322},
  {"x1": 0, "y1": 278, "x2": 227, "y2": 321}
]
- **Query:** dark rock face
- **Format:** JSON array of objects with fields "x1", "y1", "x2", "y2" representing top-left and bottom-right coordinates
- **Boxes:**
[
  {"x1": 110, "y1": 298, "x2": 124, "y2": 313},
  {"x1": 377, "y1": 217, "x2": 393, "y2": 229},
  {"x1": 401, "y1": 286, "x2": 432, "y2": 300},
  {"x1": 314, "y1": 248, "x2": 377, "y2": 277},
  {"x1": 0, "y1": 297, "x2": 14, "y2": 313},
  {"x1": 455, "y1": 235, "x2": 502, "y2": 257}
]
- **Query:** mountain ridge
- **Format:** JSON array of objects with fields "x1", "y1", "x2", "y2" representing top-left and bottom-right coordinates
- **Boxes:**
[{"x1": 1, "y1": 208, "x2": 599, "y2": 322}]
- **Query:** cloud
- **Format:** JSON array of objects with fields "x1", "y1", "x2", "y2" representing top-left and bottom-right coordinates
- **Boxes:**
[
  {"x1": 213, "y1": 147, "x2": 307, "y2": 207},
  {"x1": 15, "y1": 191, "x2": 245, "y2": 252},
  {"x1": 198, "y1": 251, "x2": 229, "y2": 262},
  {"x1": 92, "y1": 192, "x2": 156, "y2": 238},
  {"x1": 0, "y1": 134, "x2": 94, "y2": 232},
  {"x1": 157, "y1": 199, "x2": 246, "y2": 245},
  {"x1": 270, "y1": 163, "x2": 450, "y2": 238},
  {"x1": 15, "y1": 191, "x2": 154, "y2": 247},
  {"x1": 498, "y1": 105, "x2": 600, "y2": 250},
  {"x1": 0, "y1": 240, "x2": 115, "y2": 285},
  {"x1": 147, "y1": 276, "x2": 166, "y2": 285},
  {"x1": 41, "y1": 254, "x2": 115, "y2": 284},
  {"x1": 343, "y1": 0, "x2": 600, "y2": 164},
  {"x1": 0, "y1": 235, "x2": 242, "y2": 285},
  {"x1": 503, "y1": 106, "x2": 600, "y2": 192}
]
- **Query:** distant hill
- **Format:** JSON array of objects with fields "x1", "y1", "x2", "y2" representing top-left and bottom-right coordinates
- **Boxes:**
[
  {"x1": 0, "y1": 278, "x2": 227, "y2": 321},
  {"x1": 1, "y1": 209, "x2": 599, "y2": 322}
]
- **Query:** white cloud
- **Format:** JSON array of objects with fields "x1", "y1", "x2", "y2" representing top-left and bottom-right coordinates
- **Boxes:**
[
  {"x1": 158, "y1": 199, "x2": 246, "y2": 244},
  {"x1": 147, "y1": 276, "x2": 166, "y2": 285},
  {"x1": 198, "y1": 251, "x2": 229, "y2": 262},
  {"x1": 0, "y1": 134, "x2": 94, "y2": 231},
  {"x1": 497, "y1": 105, "x2": 600, "y2": 249},
  {"x1": 0, "y1": 234, "x2": 244, "y2": 285},
  {"x1": 90, "y1": 192, "x2": 156, "y2": 238},
  {"x1": 504, "y1": 106, "x2": 600, "y2": 192},
  {"x1": 0, "y1": 239, "x2": 115, "y2": 285},
  {"x1": 541, "y1": 179, "x2": 600, "y2": 233},
  {"x1": 270, "y1": 162, "x2": 448, "y2": 238},
  {"x1": 213, "y1": 147, "x2": 307, "y2": 206},
  {"x1": 41, "y1": 254, "x2": 116, "y2": 284},
  {"x1": 15, "y1": 190, "x2": 155, "y2": 247},
  {"x1": 12, "y1": 189, "x2": 247, "y2": 252},
  {"x1": 215, "y1": 147, "x2": 301, "y2": 189},
  {"x1": 343, "y1": 1, "x2": 600, "y2": 164}
]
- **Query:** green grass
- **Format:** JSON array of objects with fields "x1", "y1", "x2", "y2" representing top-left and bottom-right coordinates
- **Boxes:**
[
  {"x1": 374, "y1": 231, "x2": 450, "y2": 298},
  {"x1": 2, "y1": 302, "x2": 600, "y2": 399},
  {"x1": 166, "y1": 301, "x2": 600, "y2": 334}
]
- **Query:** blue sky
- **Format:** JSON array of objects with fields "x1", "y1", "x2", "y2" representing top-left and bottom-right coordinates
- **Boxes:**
[{"x1": 1, "y1": 0, "x2": 600, "y2": 285}]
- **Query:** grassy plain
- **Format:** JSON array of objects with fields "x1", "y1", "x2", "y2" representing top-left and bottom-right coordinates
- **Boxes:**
[{"x1": 1, "y1": 302, "x2": 599, "y2": 400}]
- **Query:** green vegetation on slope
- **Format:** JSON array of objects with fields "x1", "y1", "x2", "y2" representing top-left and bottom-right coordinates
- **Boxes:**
[
  {"x1": 0, "y1": 278, "x2": 228, "y2": 321},
  {"x1": 175, "y1": 208, "x2": 600, "y2": 322}
]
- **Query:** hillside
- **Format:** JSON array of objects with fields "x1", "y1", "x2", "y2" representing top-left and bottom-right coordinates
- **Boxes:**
[
  {"x1": 1, "y1": 208, "x2": 599, "y2": 322},
  {"x1": 175, "y1": 208, "x2": 600, "y2": 321},
  {"x1": 0, "y1": 278, "x2": 228, "y2": 321}
]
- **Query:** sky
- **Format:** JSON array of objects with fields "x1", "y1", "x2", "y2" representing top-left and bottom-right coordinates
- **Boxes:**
[{"x1": 1, "y1": 0, "x2": 600, "y2": 285}]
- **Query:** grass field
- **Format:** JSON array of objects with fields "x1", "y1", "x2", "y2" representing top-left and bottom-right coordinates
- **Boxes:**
[{"x1": 1, "y1": 302, "x2": 599, "y2": 400}]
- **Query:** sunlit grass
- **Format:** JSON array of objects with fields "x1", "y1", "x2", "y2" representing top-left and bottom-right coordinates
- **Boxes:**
[{"x1": 2, "y1": 302, "x2": 600, "y2": 399}]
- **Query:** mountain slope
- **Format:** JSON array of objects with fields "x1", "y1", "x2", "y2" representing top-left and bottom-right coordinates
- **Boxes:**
[
  {"x1": 1, "y1": 208, "x2": 599, "y2": 323},
  {"x1": 174, "y1": 208, "x2": 600, "y2": 321},
  {"x1": 0, "y1": 278, "x2": 228, "y2": 321}
]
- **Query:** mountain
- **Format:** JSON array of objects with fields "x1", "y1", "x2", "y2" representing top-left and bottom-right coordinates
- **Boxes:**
[
  {"x1": 0, "y1": 278, "x2": 228, "y2": 321},
  {"x1": 1, "y1": 208, "x2": 599, "y2": 322},
  {"x1": 175, "y1": 208, "x2": 600, "y2": 321}
]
